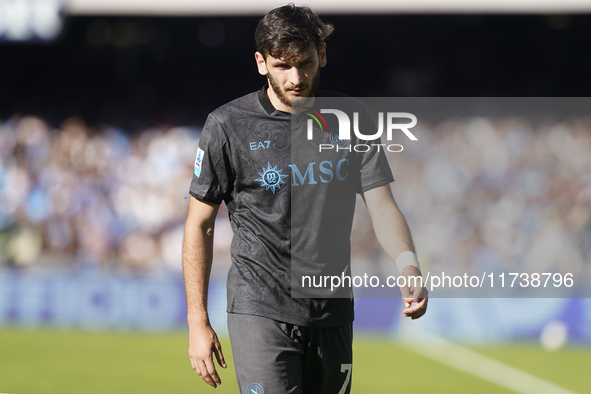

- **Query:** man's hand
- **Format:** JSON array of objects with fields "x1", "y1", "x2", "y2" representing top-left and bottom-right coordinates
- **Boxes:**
[
  {"x1": 188, "y1": 323, "x2": 227, "y2": 388},
  {"x1": 400, "y1": 266, "x2": 428, "y2": 320}
]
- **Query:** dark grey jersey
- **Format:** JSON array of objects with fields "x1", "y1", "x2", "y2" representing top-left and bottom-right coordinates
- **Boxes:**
[{"x1": 189, "y1": 87, "x2": 393, "y2": 327}]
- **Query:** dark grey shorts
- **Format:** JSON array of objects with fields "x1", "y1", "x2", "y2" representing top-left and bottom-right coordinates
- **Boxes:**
[{"x1": 227, "y1": 313, "x2": 353, "y2": 394}]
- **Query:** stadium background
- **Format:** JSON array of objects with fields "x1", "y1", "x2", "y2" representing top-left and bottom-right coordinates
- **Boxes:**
[{"x1": 1, "y1": 1, "x2": 590, "y2": 393}]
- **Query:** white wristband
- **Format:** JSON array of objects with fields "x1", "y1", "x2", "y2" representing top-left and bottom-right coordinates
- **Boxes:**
[{"x1": 395, "y1": 251, "x2": 420, "y2": 273}]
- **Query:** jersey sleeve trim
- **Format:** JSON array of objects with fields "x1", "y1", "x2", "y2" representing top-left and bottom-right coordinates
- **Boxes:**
[
  {"x1": 189, "y1": 190, "x2": 224, "y2": 205},
  {"x1": 360, "y1": 177, "x2": 395, "y2": 194}
]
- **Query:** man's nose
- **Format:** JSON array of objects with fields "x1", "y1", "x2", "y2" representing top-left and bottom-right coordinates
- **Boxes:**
[{"x1": 288, "y1": 66, "x2": 305, "y2": 86}]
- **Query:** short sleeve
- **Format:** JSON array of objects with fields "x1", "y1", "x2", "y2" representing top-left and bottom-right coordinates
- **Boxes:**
[
  {"x1": 189, "y1": 114, "x2": 234, "y2": 204},
  {"x1": 357, "y1": 106, "x2": 395, "y2": 193}
]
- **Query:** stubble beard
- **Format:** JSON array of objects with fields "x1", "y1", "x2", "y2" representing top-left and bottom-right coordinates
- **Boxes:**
[{"x1": 268, "y1": 68, "x2": 320, "y2": 108}]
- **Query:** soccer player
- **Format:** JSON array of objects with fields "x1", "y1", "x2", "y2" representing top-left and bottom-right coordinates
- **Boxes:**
[{"x1": 183, "y1": 4, "x2": 427, "y2": 393}]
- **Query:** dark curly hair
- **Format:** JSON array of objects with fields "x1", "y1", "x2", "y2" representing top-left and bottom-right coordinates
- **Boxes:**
[{"x1": 255, "y1": 3, "x2": 334, "y2": 62}]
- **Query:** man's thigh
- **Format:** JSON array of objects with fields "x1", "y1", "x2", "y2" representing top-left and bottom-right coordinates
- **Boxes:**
[
  {"x1": 301, "y1": 323, "x2": 353, "y2": 394},
  {"x1": 228, "y1": 313, "x2": 304, "y2": 394},
  {"x1": 227, "y1": 313, "x2": 352, "y2": 394}
]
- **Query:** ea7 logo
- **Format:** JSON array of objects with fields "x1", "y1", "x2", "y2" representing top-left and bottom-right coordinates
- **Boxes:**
[{"x1": 306, "y1": 110, "x2": 418, "y2": 142}]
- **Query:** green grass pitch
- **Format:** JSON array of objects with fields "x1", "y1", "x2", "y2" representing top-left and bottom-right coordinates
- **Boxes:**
[{"x1": 0, "y1": 328, "x2": 589, "y2": 393}]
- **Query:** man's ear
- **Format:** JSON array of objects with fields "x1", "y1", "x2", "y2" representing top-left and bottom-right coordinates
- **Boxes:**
[
  {"x1": 318, "y1": 43, "x2": 327, "y2": 68},
  {"x1": 255, "y1": 52, "x2": 268, "y2": 76}
]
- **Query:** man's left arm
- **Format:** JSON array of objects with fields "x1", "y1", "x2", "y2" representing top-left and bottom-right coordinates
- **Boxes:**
[{"x1": 363, "y1": 184, "x2": 428, "y2": 319}]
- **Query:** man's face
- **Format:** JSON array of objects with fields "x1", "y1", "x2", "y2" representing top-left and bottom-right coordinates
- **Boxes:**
[{"x1": 256, "y1": 43, "x2": 327, "y2": 109}]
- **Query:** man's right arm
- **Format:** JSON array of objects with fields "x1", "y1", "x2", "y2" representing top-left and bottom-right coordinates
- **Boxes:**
[{"x1": 183, "y1": 195, "x2": 227, "y2": 388}]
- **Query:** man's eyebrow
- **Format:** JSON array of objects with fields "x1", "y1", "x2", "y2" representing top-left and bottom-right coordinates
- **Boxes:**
[{"x1": 271, "y1": 56, "x2": 313, "y2": 66}]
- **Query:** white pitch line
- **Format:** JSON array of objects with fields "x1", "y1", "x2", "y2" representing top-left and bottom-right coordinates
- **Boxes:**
[{"x1": 404, "y1": 334, "x2": 578, "y2": 394}]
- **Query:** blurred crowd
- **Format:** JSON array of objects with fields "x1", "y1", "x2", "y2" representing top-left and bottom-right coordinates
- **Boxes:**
[
  {"x1": 1, "y1": 114, "x2": 590, "y2": 278},
  {"x1": 0, "y1": 116, "x2": 233, "y2": 274},
  {"x1": 379, "y1": 116, "x2": 591, "y2": 280}
]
